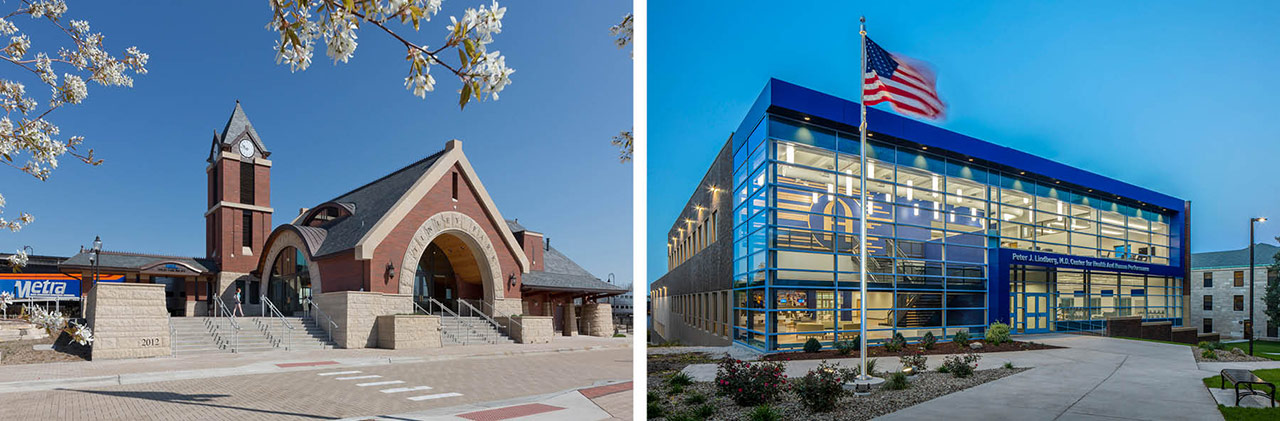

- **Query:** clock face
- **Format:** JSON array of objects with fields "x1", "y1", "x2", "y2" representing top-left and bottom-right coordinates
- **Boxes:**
[{"x1": 238, "y1": 139, "x2": 254, "y2": 157}]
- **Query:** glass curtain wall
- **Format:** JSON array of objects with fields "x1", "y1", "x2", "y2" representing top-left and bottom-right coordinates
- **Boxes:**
[
  {"x1": 730, "y1": 114, "x2": 1181, "y2": 352},
  {"x1": 1010, "y1": 265, "x2": 1183, "y2": 332}
]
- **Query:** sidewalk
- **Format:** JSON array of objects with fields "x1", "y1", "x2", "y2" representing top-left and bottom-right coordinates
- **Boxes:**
[
  {"x1": 0, "y1": 335, "x2": 630, "y2": 394},
  {"x1": 348, "y1": 381, "x2": 634, "y2": 420}
]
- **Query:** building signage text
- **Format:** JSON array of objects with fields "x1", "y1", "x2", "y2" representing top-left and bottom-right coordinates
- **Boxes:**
[{"x1": 1008, "y1": 251, "x2": 1156, "y2": 273}]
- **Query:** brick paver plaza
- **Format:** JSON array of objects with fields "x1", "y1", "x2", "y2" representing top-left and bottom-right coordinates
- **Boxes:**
[{"x1": 0, "y1": 346, "x2": 632, "y2": 420}]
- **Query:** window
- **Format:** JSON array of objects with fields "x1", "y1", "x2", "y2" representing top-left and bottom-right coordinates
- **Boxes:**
[
  {"x1": 451, "y1": 172, "x2": 458, "y2": 201},
  {"x1": 1203, "y1": 318, "x2": 1213, "y2": 333},
  {"x1": 1234, "y1": 271, "x2": 1244, "y2": 287},
  {"x1": 1234, "y1": 295, "x2": 1245, "y2": 311},
  {"x1": 1203, "y1": 272, "x2": 1212, "y2": 288},
  {"x1": 1203, "y1": 295, "x2": 1212, "y2": 311},
  {"x1": 240, "y1": 162, "x2": 255, "y2": 205},
  {"x1": 242, "y1": 211, "x2": 253, "y2": 248}
]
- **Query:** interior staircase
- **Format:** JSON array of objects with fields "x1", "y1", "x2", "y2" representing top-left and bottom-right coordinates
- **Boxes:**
[{"x1": 169, "y1": 316, "x2": 335, "y2": 356}]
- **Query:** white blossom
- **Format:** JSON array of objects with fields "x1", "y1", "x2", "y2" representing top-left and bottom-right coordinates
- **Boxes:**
[
  {"x1": 0, "y1": 291, "x2": 11, "y2": 312},
  {"x1": 67, "y1": 320, "x2": 93, "y2": 345}
]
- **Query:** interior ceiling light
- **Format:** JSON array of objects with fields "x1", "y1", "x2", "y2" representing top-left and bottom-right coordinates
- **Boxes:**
[{"x1": 803, "y1": 116, "x2": 811, "y2": 121}]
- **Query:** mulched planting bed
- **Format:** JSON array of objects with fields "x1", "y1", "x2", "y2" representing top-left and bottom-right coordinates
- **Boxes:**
[
  {"x1": 0, "y1": 332, "x2": 90, "y2": 365},
  {"x1": 648, "y1": 367, "x2": 1028, "y2": 420},
  {"x1": 1195, "y1": 348, "x2": 1270, "y2": 363},
  {"x1": 761, "y1": 339, "x2": 1059, "y2": 361},
  {"x1": 648, "y1": 352, "x2": 719, "y2": 377}
]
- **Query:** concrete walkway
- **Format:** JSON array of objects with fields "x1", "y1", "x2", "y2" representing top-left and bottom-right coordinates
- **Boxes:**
[
  {"x1": 0, "y1": 335, "x2": 631, "y2": 394},
  {"x1": 679, "y1": 334, "x2": 1225, "y2": 420},
  {"x1": 347, "y1": 380, "x2": 633, "y2": 420}
]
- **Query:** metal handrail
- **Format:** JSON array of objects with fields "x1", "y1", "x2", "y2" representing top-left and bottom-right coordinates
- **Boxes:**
[
  {"x1": 459, "y1": 300, "x2": 504, "y2": 342},
  {"x1": 415, "y1": 299, "x2": 465, "y2": 345},
  {"x1": 260, "y1": 295, "x2": 294, "y2": 350},
  {"x1": 303, "y1": 297, "x2": 337, "y2": 346},
  {"x1": 213, "y1": 296, "x2": 240, "y2": 353},
  {"x1": 478, "y1": 299, "x2": 522, "y2": 331}
]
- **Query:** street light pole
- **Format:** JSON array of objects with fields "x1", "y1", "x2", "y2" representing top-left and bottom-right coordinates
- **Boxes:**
[{"x1": 1250, "y1": 217, "x2": 1266, "y2": 356}]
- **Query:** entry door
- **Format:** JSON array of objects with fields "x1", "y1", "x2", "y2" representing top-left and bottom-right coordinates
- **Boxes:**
[{"x1": 1025, "y1": 293, "x2": 1050, "y2": 333}]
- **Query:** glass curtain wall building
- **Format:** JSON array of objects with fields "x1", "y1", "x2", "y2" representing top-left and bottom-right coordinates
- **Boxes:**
[{"x1": 729, "y1": 79, "x2": 1189, "y2": 352}]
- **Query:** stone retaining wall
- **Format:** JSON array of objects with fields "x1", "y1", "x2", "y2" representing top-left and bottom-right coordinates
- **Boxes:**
[
  {"x1": 1105, "y1": 316, "x2": 1142, "y2": 338},
  {"x1": 314, "y1": 291, "x2": 412, "y2": 348},
  {"x1": 1140, "y1": 321, "x2": 1172, "y2": 342},
  {"x1": 1198, "y1": 332, "x2": 1221, "y2": 343},
  {"x1": 580, "y1": 303, "x2": 614, "y2": 337},
  {"x1": 1171, "y1": 327, "x2": 1199, "y2": 344},
  {"x1": 375, "y1": 314, "x2": 441, "y2": 349},
  {"x1": 86, "y1": 283, "x2": 170, "y2": 360},
  {"x1": 502, "y1": 315, "x2": 552, "y2": 344}
]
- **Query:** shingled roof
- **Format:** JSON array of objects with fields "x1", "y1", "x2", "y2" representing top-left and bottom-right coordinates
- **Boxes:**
[
  {"x1": 207, "y1": 102, "x2": 270, "y2": 162},
  {"x1": 305, "y1": 149, "x2": 447, "y2": 257},
  {"x1": 60, "y1": 250, "x2": 216, "y2": 273},
  {"x1": 1192, "y1": 243, "x2": 1280, "y2": 269},
  {"x1": 507, "y1": 220, "x2": 625, "y2": 295}
]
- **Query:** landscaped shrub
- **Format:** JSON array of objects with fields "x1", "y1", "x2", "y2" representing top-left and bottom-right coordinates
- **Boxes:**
[
  {"x1": 952, "y1": 330, "x2": 970, "y2": 347},
  {"x1": 986, "y1": 322, "x2": 1011, "y2": 346},
  {"x1": 1197, "y1": 341, "x2": 1212, "y2": 350},
  {"x1": 692, "y1": 404, "x2": 716, "y2": 419},
  {"x1": 684, "y1": 392, "x2": 706, "y2": 405},
  {"x1": 899, "y1": 352, "x2": 928, "y2": 373},
  {"x1": 940, "y1": 353, "x2": 981, "y2": 378},
  {"x1": 668, "y1": 372, "x2": 693, "y2": 387},
  {"x1": 921, "y1": 331, "x2": 937, "y2": 349},
  {"x1": 715, "y1": 358, "x2": 788, "y2": 406},
  {"x1": 841, "y1": 357, "x2": 879, "y2": 378},
  {"x1": 791, "y1": 361, "x2": 847, "y2": 412},
  {"x1": 884, "y1": 332, "x2": 907, "y2": 352},
  {"x1": 835, "y1": 339, "x2": 857, "y2": 356},
  {"x1": 1003, "y1": 361, "x2": 1015, "y2": 369},
  {"x1": 747, "y1": 405, "x2": 782, "y2": 421},
  {"x1": 884, "y1": 371, "x2": 910, "y2": 390},
  {"x1": 1202, "y1": 349, "x2": 1218, "y2": 359},
  {"x1": 646, "y1": 401, "x2": 664, "y2": 419},
  {"x1": 804, "y1": 337, "x2": 822, "y2": 353}
]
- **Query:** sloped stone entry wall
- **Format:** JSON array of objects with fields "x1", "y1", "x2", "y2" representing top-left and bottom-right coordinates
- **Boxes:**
[{"x1": 86, "y1": 283, "x2": 171, "y2": 360}]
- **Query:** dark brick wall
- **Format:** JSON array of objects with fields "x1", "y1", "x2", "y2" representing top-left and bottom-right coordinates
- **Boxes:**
[
  {"x1": 1140, "y1": 321, "x2": 1172, "y2": 342},
  {"x1": 316, "y1": 252, "x2": 367, "y2": 293},
  {"x1": 1171, "y1": 327, "x2": 1198, "y2": 344},
  {"x1": 1198, "y1": 332, "x2": 1221, "y2": 343},
  {"x1": 651, "y1": 136, "x2": 734, "y2": 347},
  {"x1": 1106, "y1": 316, "x2": 1143, "y2": 338}
]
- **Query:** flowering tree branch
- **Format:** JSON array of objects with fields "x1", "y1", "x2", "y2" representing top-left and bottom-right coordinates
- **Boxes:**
[
  {"x1": 268, "y1": 0, "x2": 514, "y2": 108},
  {"x1": 610, "y1": 13, "x2": 632, "y2": 163},
  {"x1": 0, "y1": 1, "x2": 149, "y2": 267}
]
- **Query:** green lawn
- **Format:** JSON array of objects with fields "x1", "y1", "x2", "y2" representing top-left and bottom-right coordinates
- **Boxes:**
[
  {"x1": 1112, "y1": 336, "x2": 1280, "y2": 361},
  {"x1": 1202, "y1": 369, "x2": 1280, "y2": 420}
]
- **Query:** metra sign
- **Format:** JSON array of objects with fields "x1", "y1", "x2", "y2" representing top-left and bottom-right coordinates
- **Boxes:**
[{"x1": 0, "y1": 278, "x2": 79, "y2": 298}]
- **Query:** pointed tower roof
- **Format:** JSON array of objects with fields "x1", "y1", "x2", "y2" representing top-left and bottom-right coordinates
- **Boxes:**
[{"x1": 208, "y1": 101, "x2": 269, "y2": 162}]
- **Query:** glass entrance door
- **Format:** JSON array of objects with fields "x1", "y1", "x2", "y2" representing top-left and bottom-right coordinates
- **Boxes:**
[{"x1": 1024, "y1": 293, "x2": 1050, "y2": 333}]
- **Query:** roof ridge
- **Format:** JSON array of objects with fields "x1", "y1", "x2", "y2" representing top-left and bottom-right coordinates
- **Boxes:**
[
  {"x1": 327, "y1": 148, "x2": 448, "y2": 204},
  {"x1": 96, "y1": 250, "x2": 204, "y2": 260}
]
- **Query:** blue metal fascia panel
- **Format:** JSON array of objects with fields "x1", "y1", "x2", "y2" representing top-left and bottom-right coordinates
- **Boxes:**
[
  {"x1": 732, "y1": 81, "x2": 775, "y2": 155},
  {"x1": 757, "y1": 78, "x2": 1185, "y2": 211}
]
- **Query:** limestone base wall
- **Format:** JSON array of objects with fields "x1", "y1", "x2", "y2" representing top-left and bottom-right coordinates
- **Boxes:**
[
  {"x1": 315, "y1": 291, "x2": 412, "y2": 349},
  {"x1": 502, "y1": 315, "x2": 552, "y2": 344},
  {"x1": 86, "y1": 283, "x2": 171, "y2": 360},
  {"x1": 376, "y1": 315, "x2": 441, "y2": 349},
  {"x1": 581, "y1": 303, "x2": 615, "y2": 337}
]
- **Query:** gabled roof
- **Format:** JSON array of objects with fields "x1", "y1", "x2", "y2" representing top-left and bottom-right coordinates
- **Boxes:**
[
  {"x1": 1192, "y1": 243, "x2": 1280, "y2": 269},
  {"x1": 60, "y1": 250, "x2": 216, "y2": 273},
  {"x1": 522, "y1": 246, "x2": 626, "y2": 294},
  {"x1": 208, "y1": 101, "x2": 269, "y2": 162},
  {"x1": 308, "y1": 150, "x2": 446, "y2": 257}
]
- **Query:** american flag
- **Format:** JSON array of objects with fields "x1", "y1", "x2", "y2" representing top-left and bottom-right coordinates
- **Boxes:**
[{"x1": 863, "y1": 37, "x2": 945, "y2": 119}]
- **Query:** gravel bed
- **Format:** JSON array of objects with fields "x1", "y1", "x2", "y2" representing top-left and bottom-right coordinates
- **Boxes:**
[
  {"x1": 649, "y1": 367, "x2": 1027, "y2": 420},
  {"x1": 1195, "y1": 347, "x2": 1270, "y2": 362}
]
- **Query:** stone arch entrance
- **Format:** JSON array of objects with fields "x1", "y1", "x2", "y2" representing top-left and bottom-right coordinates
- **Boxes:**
[
  {"x1": 260, "y1": 229, "x2": 322, "y2": 315},
  {"x1": 398, "y1": 211, "x2": 505, "y2": 313}
]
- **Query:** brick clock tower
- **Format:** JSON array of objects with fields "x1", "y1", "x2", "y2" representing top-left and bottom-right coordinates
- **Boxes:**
[{"x1": 206, "y1": 101, "x2": 272, "y2": 313}]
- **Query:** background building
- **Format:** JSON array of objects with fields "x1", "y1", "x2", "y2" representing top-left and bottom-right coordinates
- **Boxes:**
[
  {"x1": 652, "y1": 79, "x2": 1191, "y2": 353},
  {"x1": 1190, "y1": 243, "x2": 1280, "y2": 339}
]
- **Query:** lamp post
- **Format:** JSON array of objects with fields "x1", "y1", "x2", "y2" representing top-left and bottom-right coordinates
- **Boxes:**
[{"x1": 1250, "y1": 217, "x2": 1267, "y2": 356}]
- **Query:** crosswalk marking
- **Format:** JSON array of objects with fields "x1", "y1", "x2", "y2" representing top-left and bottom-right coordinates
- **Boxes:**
[
  {"x1": 357, "y1": 380, "x2": 405, "y2": 387},
  {"x1": 381, "y1": 386, "x2": 433, "y2": 394},
  {"x1": 335, "y1": 375, "x2": 381, "y2": 380},
  {"x1": 318, "y1": 371, "x2": 361, "y2": 376},
  {"x1": 408, "y1": 392, "x2": 463, "y2": 401}
]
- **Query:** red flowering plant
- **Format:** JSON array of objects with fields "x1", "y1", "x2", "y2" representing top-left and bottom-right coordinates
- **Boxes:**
[
  {"x1": 791, "y1": 361, "x2": 848, "y2": 412},
  {"x1": 715, "y1": 357, "x2": 788, "y2": 406}
]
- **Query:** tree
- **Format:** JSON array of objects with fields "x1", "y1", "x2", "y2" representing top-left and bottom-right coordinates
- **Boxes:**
[
  {"x1": 267, "y1": 0, "x2": 514, "y2": 108},
  {"x1": 609, "y1": 13, "x2": 632, "y2": 163},
  {"x1": 1265, "y1": 236, "x2": 1280, "y2": 333},
  {"x1": 0, "y1": 0, "x2": 150, "y2": 267}
]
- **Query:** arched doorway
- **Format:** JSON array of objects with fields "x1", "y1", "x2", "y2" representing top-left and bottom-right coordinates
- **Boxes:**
[
  {"x1": 398, "y1": 211, "x2": 517, "y2": 316},
  {"x1": 412, "y1": 233, "x2": 484, "y2": 312},
  {"x1": 266, "y1": 246, "x2": 311, "y2": 315}
]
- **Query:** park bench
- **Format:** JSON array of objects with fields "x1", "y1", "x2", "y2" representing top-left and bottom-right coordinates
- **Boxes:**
[{"x1": 1220, "y1": 368, "x2": 1276, "y2": 407}]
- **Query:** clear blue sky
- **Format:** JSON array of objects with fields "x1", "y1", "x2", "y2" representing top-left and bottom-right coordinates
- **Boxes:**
[
  {"x1": 2, "y1": 1, "x2": 633, "y2": 284},
  {"x1": 647, "y1": 0, "x2": 1280, "y2": 284}
]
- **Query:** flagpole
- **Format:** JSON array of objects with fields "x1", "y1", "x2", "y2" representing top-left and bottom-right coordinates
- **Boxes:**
[{"x1": 857, "y1": 15, "x2": 869, "y2": 382}]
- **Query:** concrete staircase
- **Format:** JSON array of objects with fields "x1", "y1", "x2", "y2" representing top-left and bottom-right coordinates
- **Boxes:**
[
  {"x1": 440, "y1": 316, "x2": 513, "y2": 346},
  {"x1": 169, "y1": 316, "x2": 335, "y2": 356}
]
